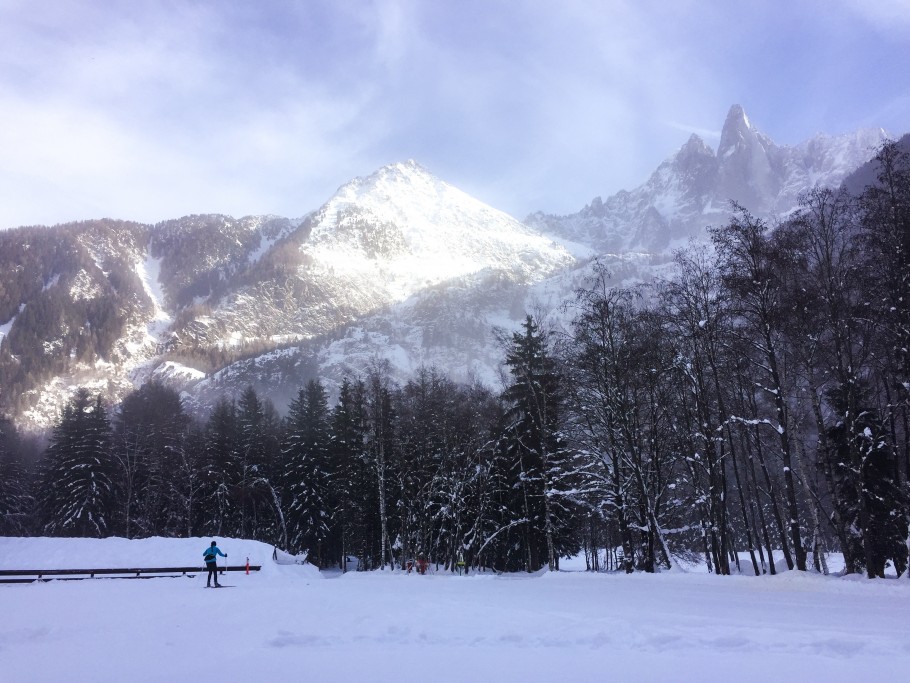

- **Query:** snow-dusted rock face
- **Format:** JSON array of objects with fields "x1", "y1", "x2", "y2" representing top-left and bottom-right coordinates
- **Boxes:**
[{"x1": 526, "y1": 105, "x2": 888, "y2": 252}]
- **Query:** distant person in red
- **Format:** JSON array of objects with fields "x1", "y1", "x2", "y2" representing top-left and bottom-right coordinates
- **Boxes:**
[
  {"x1": 416, "y1": 553, "x2": 428, "y2": 575},
  {"x1": 203, "y1": 540, "x2": 227, "y2": 587}
]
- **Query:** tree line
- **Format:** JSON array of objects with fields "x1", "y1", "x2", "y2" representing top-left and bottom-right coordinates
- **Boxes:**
[{"x1": 0, "y1": 142, "x2": 907, "y2": 578}]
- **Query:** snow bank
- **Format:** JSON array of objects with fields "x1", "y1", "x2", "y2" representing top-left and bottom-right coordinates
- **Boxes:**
[{"x1": 0, "y1": 536, "x2": 320, "y2": 581}]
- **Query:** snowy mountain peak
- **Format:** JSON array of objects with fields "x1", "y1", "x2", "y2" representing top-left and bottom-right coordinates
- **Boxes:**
[
  {"x1": 679, "y1": 134, "x2": 715, "y2": 160},
  {"x1": 718, "y1": 104, "x2": 757, "y2": 158},
  {"x1": 525, "y1": 105, "x2": 893, "y2": 254},
  {"x1": 312, "y1": 160, "x2": 551, "y2": 246},
  {"x1": 727, "y1": 103, "x2": 750, "y2": 127},
  {"x1": 340, "y1": 159, "x2": 436, "y2": 198},
  {"x1": 385, "y1": 158, "x2": 431, "y2": 176},
  {"x1": 302, "y1": 159, "x2": 574, "y2": 304}
]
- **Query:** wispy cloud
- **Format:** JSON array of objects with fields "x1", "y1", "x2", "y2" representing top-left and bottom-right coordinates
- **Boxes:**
[
  {"x1": 0, "y1": 0, "x2": 906, "y2": 228},
  {"x1": 665, "y1": 122, "x2": 722, "y2": 140}
]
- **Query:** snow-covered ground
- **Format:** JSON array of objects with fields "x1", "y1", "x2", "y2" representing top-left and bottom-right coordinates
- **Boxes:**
[{"x1": 1, "y1": 537, "x2": 908, "y2": 682}]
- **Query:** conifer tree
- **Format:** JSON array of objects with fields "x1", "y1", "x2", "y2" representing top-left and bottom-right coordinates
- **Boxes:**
[
  {"x1": 112, "y1": 382, "x2": 189, "y2": 537},
  {"x1": 236, "y1": 386, "x2": 279, "y2": 540},
  {"x1": 861, "y1": 142, "x2": 910, "y2": 387},
  {"x1": 36, "y1": 389, "x2": 116, "y2": 537},
  {"x1": 201, "y1": 398, "x2": 240, "y2": 536},
  {"x1": 0, "y1": 415, "x2": 31, "y2": 535},
  {"x1": 501, "y1": 315, "x2": 576, "y2": 571},
  {"x1": 859, "y1": 142, "x2": 910, "y2": 482},
  {"x1": 330, "y1": 377, "x2": 373, "y2": 570},
  {"x1": 283, "y1": 379, "x2": 333, "y2": 563}
]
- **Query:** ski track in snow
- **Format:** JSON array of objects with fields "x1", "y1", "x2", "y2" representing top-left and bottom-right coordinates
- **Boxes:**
[{"x1": 1, "y1": 537, "x2": 908, "y2": 682}]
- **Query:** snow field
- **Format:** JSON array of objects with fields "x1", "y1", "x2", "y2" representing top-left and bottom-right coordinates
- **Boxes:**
[{"x1": 1, "y1": 537, "x2": 908, "y2": 682}]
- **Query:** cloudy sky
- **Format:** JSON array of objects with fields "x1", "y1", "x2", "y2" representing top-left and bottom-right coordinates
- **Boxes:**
[{"x1": 0, "y1": 0, "x2": 908, "y2": 230}]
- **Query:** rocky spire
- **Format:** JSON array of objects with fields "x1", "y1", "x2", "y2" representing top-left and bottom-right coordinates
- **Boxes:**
[
  {"x1": 678, "y1": 133, "x2": 715, "y2": 159},
  {"x1": 718, "y1": 104, "x2": 754, "y2": 157}
]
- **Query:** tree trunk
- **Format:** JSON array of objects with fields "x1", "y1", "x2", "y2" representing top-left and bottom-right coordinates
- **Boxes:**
[
  {"x1": 752, "y1": 424, "x2": 793, "y2": 570},
  {"x1": 763, "y1": 333, "x2": 806, "y2": 570}
]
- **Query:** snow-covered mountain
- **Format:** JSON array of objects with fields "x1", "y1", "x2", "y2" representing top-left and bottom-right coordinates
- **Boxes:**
[
  {"x1": 156, "y1": 162, "x2": 576, "y2": 413},
  {"x1": 165, "y1": 161, "x2": 573, "y2": 351},
  {"x1": 1, "y1": 162, "x2": 576, "y2": 429},
  {"x1": 526, "y1": 105, "x2": 888, "y2": 252},
  {"x1": 0, "y1": 107, "x2": 896, "y2": 431},
  {"x1": 307, "y1": 160, "x2": 573, "y2": 294}
]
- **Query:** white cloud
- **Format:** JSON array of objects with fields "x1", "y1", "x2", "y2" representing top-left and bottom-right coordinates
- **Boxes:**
[
  {"x1": 0, "y1": 2, "x2": 390, "y2": 226},
  {"x1": 0, "y1": 0, "x2": 906, "y2": 229},
  {"x1": 665, "y1": 122, "x2": 722, "y2": 141}
]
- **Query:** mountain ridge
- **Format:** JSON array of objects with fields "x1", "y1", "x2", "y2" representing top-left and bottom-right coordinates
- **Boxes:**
[
  {"x1": 525, "y1": 104, "x2": 889, "y2": 252},
  {"x1": 0, "y1": 106, "x2": 900, "y2": 431}
]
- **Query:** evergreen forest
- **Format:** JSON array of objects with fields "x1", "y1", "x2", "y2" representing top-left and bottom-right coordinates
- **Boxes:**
[{"x1": 1, "y1": 142, "x2": 908, "y2": 579}]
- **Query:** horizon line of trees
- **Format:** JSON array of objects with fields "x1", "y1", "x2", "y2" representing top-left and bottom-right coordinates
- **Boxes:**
[{"x1": 0, "y1": 142, "x2": 908, "y2": 579}]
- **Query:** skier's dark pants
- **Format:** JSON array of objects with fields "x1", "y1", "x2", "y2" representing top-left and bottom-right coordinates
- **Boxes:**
[{"x1": 206, "y1": 561, "x2": 219, "y2": 586}]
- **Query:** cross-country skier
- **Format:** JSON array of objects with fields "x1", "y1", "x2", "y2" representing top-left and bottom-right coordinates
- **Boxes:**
[{"x1": 203, "y1": 541, "x2": 227, "y2": 587}]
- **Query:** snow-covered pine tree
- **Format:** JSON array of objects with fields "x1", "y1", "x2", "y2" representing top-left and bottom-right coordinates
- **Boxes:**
[
  {"x1": 175, "y1": 424, "x2": 208, "y2": 538},
  {"x1": 858, "y1": 143, "x2": 910, "y2": 564},
  {"x1": 236, "y1": 386, "x2": 283, "y2": 543},
  {"x1": 500, "y1": 315, "x2": 578, "y2": 571},
  {"x1": 112, "y1": 382, "x2": 190, "y2": 538},
  {"x1": 432, "y1": 379, "x2": 502, "y2": 573},
  {"x1": 283, "y1": 379, "x2": 333, "y2": 564},
  {"x1": 0, "y1": 414, "x2": 32, "y2": 535},
  {"x1": 330, "y1": 377, "x2": 373, "y2": 571},
  {"x1": 393, "y1": 368, "x2": 452, "y2": 570},
  {"x1": 201, "y1": 398, "x2": 240, "y2": 536},
  {"x1": 394, "y1": 368, "x2": 499, "y2": 572},
  {"x1": 861, "y1": 142, "x2": 910, "y2": 402},
  {"x1": 36, "y1": 389, "x2": 116, "y2": 537}
]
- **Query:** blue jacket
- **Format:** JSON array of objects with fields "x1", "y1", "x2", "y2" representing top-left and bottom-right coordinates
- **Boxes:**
[{"x1": 203, "y1": 545, "x2": 226, "y2": 564}]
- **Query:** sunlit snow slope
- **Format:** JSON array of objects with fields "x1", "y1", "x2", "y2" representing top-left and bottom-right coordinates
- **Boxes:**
[{"x1": 302, "y1": 160, "x2": 574, "y2": 303}]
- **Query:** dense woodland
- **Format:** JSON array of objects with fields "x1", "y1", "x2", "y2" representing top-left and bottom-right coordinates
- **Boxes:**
[{"x1": 0, "y1": 143, "x2": 908, "y2": 578}]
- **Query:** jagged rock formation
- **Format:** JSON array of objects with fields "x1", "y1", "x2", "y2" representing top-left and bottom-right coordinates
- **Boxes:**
[{"x1": 525, "y1": 105, "x2": 888, "y2": 252}]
